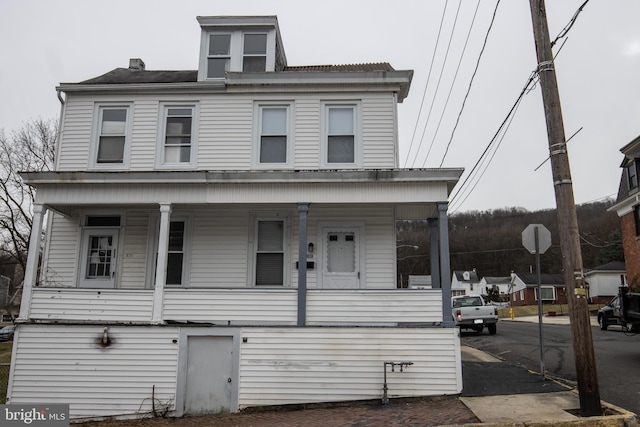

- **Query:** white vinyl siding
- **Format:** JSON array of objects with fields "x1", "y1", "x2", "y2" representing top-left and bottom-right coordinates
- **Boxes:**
[
  {"x1": 42, "y1": 213, "x2": 79, "y2": 287},
  {"x1": 8, "y1": 325, "x2": 178, "y2": 420},
  {"x1": 56, "y1": 93, "x2": 397, "y2": 171},
  {"x1": 238, "y1": 327, "x2": 461, "y2": 408},
  {"x1": 30, "y1": 289, "x2": 154, "y2": 321},
  {"x1": 120, "y1": 210, "x2": 151, "y2": 289}
]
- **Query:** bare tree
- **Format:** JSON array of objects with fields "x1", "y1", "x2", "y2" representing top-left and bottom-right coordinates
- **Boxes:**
[{"x1": 0, "y1": 118, "x2": 57, "y2": 315}]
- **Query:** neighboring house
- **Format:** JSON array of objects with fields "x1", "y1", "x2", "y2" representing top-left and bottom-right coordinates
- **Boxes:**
[
  {"x1": 9, "y1": 16, "x2": 464, "y2": 421},
  {"x1": 479, "y1": 276, "x2": 511, "y2": 299},
  {"x1": 451, "y1": 270, "x2": 480, "y2": 296},
  {"x1": 584, "y1": 261, "x2": 627, "y2": 304},
  {"x1": 509, "y1": 273, "x2": 567, "y2": 307},
  {"x1": 609, "y1": 135, "x2": 640, "y2": 288}
]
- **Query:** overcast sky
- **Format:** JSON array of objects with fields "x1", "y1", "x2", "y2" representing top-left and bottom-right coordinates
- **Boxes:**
[{"x1": 1, "y1": 0, "x2": 638, "y2": 213}]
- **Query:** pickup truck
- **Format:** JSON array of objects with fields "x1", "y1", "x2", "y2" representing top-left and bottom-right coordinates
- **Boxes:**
[{"x1": 452, "y1": 295, "x2": 498, "y2": 335}]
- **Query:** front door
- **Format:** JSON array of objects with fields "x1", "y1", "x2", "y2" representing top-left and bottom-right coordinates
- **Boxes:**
[
  {"x1": 184, "y1": 336, "x2": 234, "y2": 415},
  {"x1": 322, "y1": 227, "x2": 360, "y2": 289}
]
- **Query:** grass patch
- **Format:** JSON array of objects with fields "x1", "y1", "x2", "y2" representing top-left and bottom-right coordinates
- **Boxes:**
[{"x1": 0, "y1": 341, "x2": 12, "y2": 364}]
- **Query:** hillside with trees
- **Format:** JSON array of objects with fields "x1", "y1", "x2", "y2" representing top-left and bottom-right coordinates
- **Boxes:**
[{"x1": 396, "y1": 200, "x2": 623, "y2": 286}]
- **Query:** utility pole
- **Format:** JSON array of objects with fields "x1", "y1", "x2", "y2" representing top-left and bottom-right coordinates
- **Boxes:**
[{"x1": 528, "y1": 0, "x2": 601, "y2": 416}]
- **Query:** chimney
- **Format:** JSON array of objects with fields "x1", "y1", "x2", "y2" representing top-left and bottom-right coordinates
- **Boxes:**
[{"x1": 129, "y1": 58, "x2": 145, "y2": 71}]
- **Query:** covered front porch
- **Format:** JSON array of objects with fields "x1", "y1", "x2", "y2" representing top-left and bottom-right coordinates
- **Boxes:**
[{"x1": 19, "y1": 169, "x2": 462, "y2": 326}]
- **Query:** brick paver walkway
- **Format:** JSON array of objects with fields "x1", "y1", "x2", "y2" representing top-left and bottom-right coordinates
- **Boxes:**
[{"x1": 79, "y1": 396, "x2": 479, "y2": 427}]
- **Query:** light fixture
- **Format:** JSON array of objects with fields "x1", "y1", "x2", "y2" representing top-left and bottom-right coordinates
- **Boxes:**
[{"x1": 308, "y1": 242, "x2": 314, "y2": 255}]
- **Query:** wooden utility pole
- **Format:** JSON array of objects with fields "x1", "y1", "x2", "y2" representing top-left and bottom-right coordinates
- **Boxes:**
[{"x1": 528, "y1": 0, "x2": 601, "y2": 416}]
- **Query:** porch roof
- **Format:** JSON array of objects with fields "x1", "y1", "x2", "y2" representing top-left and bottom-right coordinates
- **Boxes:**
[{"x1": 22, "y1": 169, "x2": 463, "y2": 219}]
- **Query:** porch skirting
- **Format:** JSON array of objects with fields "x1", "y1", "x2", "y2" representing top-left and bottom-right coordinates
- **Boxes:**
[{"x1": 7, "y1": 323, "x2": 462, "y2": 420}]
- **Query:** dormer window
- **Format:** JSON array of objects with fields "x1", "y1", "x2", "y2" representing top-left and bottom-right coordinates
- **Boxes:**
[
  {"x1": 207, "y1": 34, "x2": 231, "y2": 79},
  {"x1": 243, "y1": 34, "x2": 267, "y2": 72},
  {"x1": 627, "y1": 160, "x2": 639, "y2": 191},
  {"x1": 197, "y1": 16, "x2": 284, "y2": 81}
]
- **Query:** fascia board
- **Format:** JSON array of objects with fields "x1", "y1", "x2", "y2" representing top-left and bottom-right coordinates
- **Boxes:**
[{"x1": 21, "y1": 168, "x2": 464, "y2": 186}]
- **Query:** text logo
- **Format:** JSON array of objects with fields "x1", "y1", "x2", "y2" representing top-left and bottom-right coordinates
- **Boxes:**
[{"x1": 1, "y1": 405, "x2": 69, "y2": 427}]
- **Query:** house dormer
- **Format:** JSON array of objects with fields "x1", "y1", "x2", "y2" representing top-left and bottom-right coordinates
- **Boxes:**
[{"x1": 197, "y1": 16, "x2": 287, "y2": 81}]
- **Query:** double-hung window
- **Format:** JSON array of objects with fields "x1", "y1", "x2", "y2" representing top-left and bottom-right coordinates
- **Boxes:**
[
  {"x1": 255, "y1": 104, "x2": 291, "y2": 166},
  {"x1": 159, "y1": 105, "x2": 196, "y2": 166},
  {"x1": 147, "y1": 216, "x2": 190, "y2": 287},
  {"x1": 255, "y1": 219, "x2": 285, "y2": 286},
  {"x1": 536, "y1": 286, "x2": 556, "y2": 301},
  {"x1": 207, "y1": 34, "x2": 231, "y2": 79},
  {"x1": 93, "y1": 105, "x2": 131, "y2": 167},
  {"x1": 323, "y1": 103, "x2": 360, "y2": 167},
  {"x1": 243, "y1": 34, "x2": 267, "y2": 72}
]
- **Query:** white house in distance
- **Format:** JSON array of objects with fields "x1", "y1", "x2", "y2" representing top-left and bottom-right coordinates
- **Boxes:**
[
  {"x1": 584, "y1": 261, "x2": 626, "y2": 304},
  {"x1": 9, "y1": 16, "x2": 464, "y2": 420},
  {"x1": 451, "y1": 270, "x2": 481, "y2": 296},
  {"x1": 479, "y1": 276, "x2": 511, "y2": 298}
]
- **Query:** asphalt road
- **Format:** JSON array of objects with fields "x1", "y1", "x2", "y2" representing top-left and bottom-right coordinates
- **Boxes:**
[{"x1": 461, "y1": 320, "x2": 640, "y2": 415}]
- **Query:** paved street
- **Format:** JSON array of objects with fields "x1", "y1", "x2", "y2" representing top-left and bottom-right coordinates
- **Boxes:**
[{"x1": 461, "y1": 317, "x2": 640, "y2": 415}]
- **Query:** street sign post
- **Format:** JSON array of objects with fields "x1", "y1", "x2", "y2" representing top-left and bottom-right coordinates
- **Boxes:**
[{"x1": 522, "y1": 224, "x2": 551, "y2": 380}]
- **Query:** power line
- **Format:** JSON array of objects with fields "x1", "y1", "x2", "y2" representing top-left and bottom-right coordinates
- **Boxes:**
[
  {"x1": 411, "y1": 0, "x2": 464, "y2": 168},
  {"x1": 437, "y1": 0, "x2": 501, "y2": 168},
  {"x1": 420, "y1": 0, "x2": 481, "y2": 168},
  {"x1": 402, "y1": 1, "x2": 450, "y2": 168}
]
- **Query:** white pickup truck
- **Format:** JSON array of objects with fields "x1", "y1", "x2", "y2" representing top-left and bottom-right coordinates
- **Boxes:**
[{"x1": 452, "y1": 295, "x2": 498, "y2": 335}]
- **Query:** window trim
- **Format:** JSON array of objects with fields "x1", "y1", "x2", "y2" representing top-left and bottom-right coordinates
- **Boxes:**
[
  {"x1": 146, "y1": 213, "x2": 192, "y2": 288},
  {"x1": 249, "y1": 213, "x2": 291, "y2": 287},
  {"x1": 90, "y1": 104, "x2": 132, "y2": 169},
  {"x1": 253, "y1": 102, "x2": 294, "y2": 168},
  {"x1": 156, "y1": 103, "x2": 199, "y2": 168},
  {"x1": 77, "y1": 213, "x2": 124, "y2": 288},
  {"x1": 321, "y1": 102, "x2": 362, "y2": 168}
]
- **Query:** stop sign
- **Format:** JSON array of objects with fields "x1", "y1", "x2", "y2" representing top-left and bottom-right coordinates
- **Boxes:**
[{"x1": 522, "y1": 224, "x2": 552, "y2": 254}]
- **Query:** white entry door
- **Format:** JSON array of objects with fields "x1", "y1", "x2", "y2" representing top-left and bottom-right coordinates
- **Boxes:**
[{"x1": 322, "y1": 227, "x2": 361, "y2": 289}]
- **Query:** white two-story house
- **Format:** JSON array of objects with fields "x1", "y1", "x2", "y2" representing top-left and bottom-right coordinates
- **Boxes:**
[{"x1": 8, "y1": 16, "x2": 463, "y2": 420}]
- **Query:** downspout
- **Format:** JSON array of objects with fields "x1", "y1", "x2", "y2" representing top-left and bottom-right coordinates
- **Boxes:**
[{"x1": 54, "y1": 89, "x2": 66, "y2": 170}]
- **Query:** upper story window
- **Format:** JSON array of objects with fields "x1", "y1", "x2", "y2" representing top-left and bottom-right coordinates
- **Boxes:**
[
  {"x1": 254, "y1": 103, "x2": 292, "y2": 167},
  {"x1": 92, "y1": 105, "x2": 131, "y2": 168},
  {"x1": 158, "y1": 104, "x2": 197, "y2": 167},
  {"x1": 243, "y1": 34, "x2": 267, "y2": 72},
  {"x1": 322, "y1": 103, "x2": 361, "y2": 167},
  {"x1": 207, "y1": 34, "x2": 231, "y2": 79},
  {"x1": 627, "y1": 160, "x2": 639, "y2": 191}
]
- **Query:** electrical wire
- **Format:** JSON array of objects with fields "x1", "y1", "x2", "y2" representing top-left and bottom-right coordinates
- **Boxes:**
[
  {"x1": 411, "y1": 0, "x2": 464, "y2": 168},
  {"x1": 402, "y1": 0, "x2": 449, "y2": 168},
  {"x1": 447, "y1": 0, "x2": 591, "y2": 211},
  {"x1": 420, "y1": 0, "x2": 481, "y2": 168},
  {"x1": 437, "y1": 0, "x2": 501, "y2": 168}
]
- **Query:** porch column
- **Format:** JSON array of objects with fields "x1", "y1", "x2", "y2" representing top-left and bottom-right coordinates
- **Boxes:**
[
  {"x1": 152, "y1": 203, "x2": 171, "y2": 323},
  {"x1": 428, "y1": 218, "x2": 440, "y2": 289},
  {"x1": 297, "y1": 203, "x2": 309, "y2": 326},
  {"x1": 17, "y1": 204, "x2": 45, "y2": 321},
  {"x1": 437, "y1": 202, "x2": 454, "y2": 327}
]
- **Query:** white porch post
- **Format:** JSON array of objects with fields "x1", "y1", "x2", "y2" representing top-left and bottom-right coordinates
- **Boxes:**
[
  {"x1": 17, "y1": 204, "x2": 45, "y2": 321},
  {"x1": 152, "y1": 203, "x2": 171, "y2": 323},
  {"x1": 438, "y1": 202, "x2": 454, "y2": 327},
  {"x1": 428, "y1": 217, "x2": 440, "y2": 289}
]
